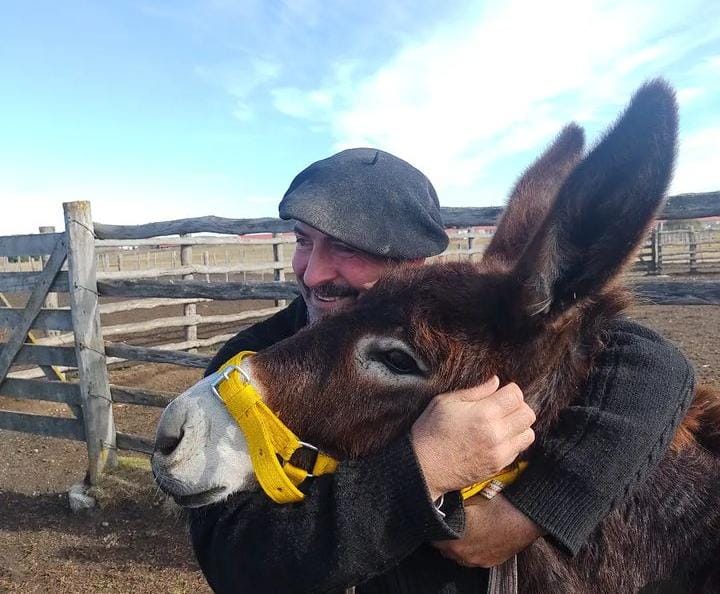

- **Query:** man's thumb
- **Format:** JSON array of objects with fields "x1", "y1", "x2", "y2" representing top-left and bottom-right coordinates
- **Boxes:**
[{"x1": 452, "y1": 376, "x2": 500, "y2": 402}]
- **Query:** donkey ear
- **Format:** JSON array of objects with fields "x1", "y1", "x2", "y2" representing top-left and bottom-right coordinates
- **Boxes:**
[
  {"x1": 512, "y1": 79, "x2": 678, "y2": 318},
  {"x1": 483, "y1": 124, "x2": 585, "y2": 265}
]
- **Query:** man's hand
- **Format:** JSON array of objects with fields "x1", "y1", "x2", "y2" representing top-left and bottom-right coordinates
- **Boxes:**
[
  {"x1": 411, "y1": 378, "x2": 535, "y2": 500},
  {"x1": 433, "y1": 494, "x2": 545, "y2": 567}
]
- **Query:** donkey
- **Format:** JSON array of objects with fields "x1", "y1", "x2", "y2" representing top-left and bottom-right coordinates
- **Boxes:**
[{"x1": 152, "y1": 80, "x2": 720, "y2": 592}]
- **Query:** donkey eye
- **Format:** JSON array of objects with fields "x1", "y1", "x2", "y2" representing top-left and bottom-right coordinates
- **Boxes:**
[{"x1": 377, "y1": 349, "x2": 421, "y2": 375}]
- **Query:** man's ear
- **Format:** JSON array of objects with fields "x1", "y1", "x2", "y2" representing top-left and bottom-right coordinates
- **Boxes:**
[
  {"x1": 483, "y1": 124, "x2": 585, "y2": 266},
  {"x1": 511, "y1": 79, "x2": 678, "y2": 318}
]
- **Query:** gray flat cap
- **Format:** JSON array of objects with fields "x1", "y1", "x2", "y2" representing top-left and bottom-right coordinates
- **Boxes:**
[{"x1": 279, "y1": 148, "x2": 448, "y2": 259}]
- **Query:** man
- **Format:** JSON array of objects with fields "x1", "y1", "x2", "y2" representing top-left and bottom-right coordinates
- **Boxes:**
[{"x1": 191, "y1": 148, "x2": 695, "y2": 593}]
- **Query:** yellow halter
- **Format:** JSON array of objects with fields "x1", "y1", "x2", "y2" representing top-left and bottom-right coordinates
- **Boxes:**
[{"x1": 215, "y1": 351, "x2": 526, "y2": 504}]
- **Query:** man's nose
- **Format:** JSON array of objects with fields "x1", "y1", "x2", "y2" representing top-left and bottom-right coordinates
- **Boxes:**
[{"x1": 302, "y1": 247, "x2": 336, "y2": 288}]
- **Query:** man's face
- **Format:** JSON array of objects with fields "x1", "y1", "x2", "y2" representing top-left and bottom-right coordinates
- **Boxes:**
[{"x1": 292, "y1": 222, "x2": 395, "y2": 324}]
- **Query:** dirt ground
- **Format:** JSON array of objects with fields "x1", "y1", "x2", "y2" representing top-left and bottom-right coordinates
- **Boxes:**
[{"x1": 1, "y1": 303, "x2": 719, "y2": 593}]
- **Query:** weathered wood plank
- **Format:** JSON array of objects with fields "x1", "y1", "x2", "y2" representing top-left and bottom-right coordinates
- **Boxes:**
[
  {"x1": 660, "y1": 192, "x2": 720, "y2": 220},
  {"x1": 99, "y1": 306, "x2": 283, "y2": 338},
  {"x1": 96, "y1": 263, "x2": 292, "y2": 280},
  {"x1": 8, "y1": 367, "x2": 74, "y2": 380},
  {"x1": 140, "y1": 333, "x2": 237, "y2": 353},
  {"x1": 99, "y1": 297, "x2": 211, "y2": 314},
  {"x1": 0, "y1": 308, "x2": 73, "y2": 331},
  {"x1": 100, "y1": 314, "x2": 209, "y2": 336},
  {"x1": 97, "y1": 279, "x2": 299, "y2": 300},
  {"x1": 0, "y1": 232, "x2": 65, "y2": 257},
  {"x1": 24, "y1": 332, "x2": 74, "y2": 347},
  {"x1": 96, "y1": 235, "x2": 294, "y2": 247},
  {"x1": 64, "y1": 201, "x2": 117, "y2": 483},
  {"x1": 0, "y1": 294, "x2": 72, "y2": 395},
  {"x1": 0, "y1": 272, "x2": 69, "y2": 293},
  {"x1": 110, "y1": 385, "x2": 175, "y2": 407},
  {"x1": 439, "y1": 193, "x2": 720, "y2": 227},
  {"x1": 39, "y1": 227, "x2": 61, "y2": 330},
  {"x1": 196, "y1": 307, "x2": 283, "y2": 326},
  {"x1": 0, "y1": 237, "x2": 68, "y2": 385},
  {"x1": 631, "y1": 279, "x2": 720, "y2": 305},
  {"x1": 104, "y1": 342, "x2": 212, "y2": 368},
  {"x1": 33, "y1": 303, "x2": 279, "y2": 346},
  {"x1": 94, "y1": 216, "x2": 294, "y2": 240},
  {"x1": 440, "y1": 206, "x2": 505, "y2": 227},
  {"x1": 180, "y1": 234, "x2": 197, "y2": 352},
  {"x1": 28, "y1": 305, "x2": 275, "y2": 345},
  {"x1": 116, "y1": 432, "x2": 154, "y2": 454},
  {"x1": 0, "y1": 410, "x2": 85, "y2": 440},
  {"x1": 93, "y1": 279, "x2": 717, "y2": 306},
  {"x1": 0, "y1": 344, "x2": 78, "y2": 367},
  {"x1": 0, "y1": 377, "x2": 82, "y2": 404}
]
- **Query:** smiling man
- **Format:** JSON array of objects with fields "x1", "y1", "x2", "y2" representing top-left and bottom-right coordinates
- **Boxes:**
[
  {"x1": 281, "y1": 147, "x2": 445, "y2": 324},
  {"x1": 292, "y1": 220, "x2": 391, "y2": 323},
  {"x1": 195, "y1": 148, "x2": 694, "y2": 594}
]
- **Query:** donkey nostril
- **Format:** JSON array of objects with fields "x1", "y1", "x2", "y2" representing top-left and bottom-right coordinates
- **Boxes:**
[{"x1": 155, "y1": 427, "x2": 185, "y2": 456}]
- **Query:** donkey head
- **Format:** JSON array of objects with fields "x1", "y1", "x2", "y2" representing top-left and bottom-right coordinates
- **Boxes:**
[{"x1": 152, "y1": 81, "x2": 677, "y2": 507}]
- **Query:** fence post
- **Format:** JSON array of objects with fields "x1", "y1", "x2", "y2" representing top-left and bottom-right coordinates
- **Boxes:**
[
  {"x1": 63, "y1": 201, "x2": 117, "y2": 484},
  {"x1": 467, "y1": 234, "x2": 474, "y2": 261},
  {"x1": 203, "y1": 250, "x2": 210, "y2": 283},
  {"x1": 180, "y1": 234, "x2": 198, "y2": 352},
  {"x1": 650, "y1": 223, "x2": 663, "y2": 275},
  {"x1": 39, "y1": 226, "x2": 61, "y2": 338},
  {"x1": 273, "y1": 233, "x2": 287, "y2": 307},
  {"x1": 688, "y1": 229, "x2": 698, "y2": 274}
]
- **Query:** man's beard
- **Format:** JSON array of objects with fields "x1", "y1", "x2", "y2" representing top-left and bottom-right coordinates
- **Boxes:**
[{"x1": 301, "y1": 282, "x2": 360, "y2": 325}]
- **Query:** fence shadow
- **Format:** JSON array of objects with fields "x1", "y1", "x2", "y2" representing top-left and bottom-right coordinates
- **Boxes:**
[{"x1": 0, "y1": 489, "x2": 196, "y2": 571}]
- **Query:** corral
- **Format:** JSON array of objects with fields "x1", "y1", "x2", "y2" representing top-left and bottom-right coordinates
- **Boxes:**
[{"x1": 1, "y1": 193, "x2": 719, "y2": 593}]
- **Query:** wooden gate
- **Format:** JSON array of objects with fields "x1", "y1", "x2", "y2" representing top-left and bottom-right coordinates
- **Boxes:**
[{"x1": 0, "y1": 202, "x2": 115, "y2": 484}]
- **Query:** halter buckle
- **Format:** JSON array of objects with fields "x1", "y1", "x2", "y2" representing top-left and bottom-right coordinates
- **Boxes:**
[{"x1": 210, "y1": 364, "x2": 252, "y2": 402}]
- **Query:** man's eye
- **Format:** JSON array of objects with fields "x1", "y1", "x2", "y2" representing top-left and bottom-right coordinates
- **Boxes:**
[
  {"x1": 332, "y1": 243, "x2": 358, "y2": 257},
  {"x1": 377, "y1": 350, "x2": 421, "y2": 375},
  {"x1": 295, "y1": 236, "x2": 311, "y2": 248}
]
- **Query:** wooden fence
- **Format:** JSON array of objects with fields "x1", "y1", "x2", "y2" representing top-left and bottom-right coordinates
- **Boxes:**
[
  {"x1": 633, "y1": 224, "x2": 720, "y2": 275},
  {"x1": 1, "y1": 191, "x2": 719, "y2": 484}
]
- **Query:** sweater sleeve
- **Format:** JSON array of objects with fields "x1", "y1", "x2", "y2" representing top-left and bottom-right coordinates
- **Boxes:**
[
  {"x1": 188, "y1": 434, "x2": 465, "y2": 594},
  {"x1": 503, "y1": 320, "x2": 696, "y2": 555}
]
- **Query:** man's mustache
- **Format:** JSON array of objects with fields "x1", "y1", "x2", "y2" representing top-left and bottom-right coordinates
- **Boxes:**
[{"x1": 311, "y1": 283, "x2": 359, "y2": 299}]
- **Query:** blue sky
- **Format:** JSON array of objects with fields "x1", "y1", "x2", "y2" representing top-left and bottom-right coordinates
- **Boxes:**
[{"x1": 1, "y1": 0, "x2": 719, "y2": 235}]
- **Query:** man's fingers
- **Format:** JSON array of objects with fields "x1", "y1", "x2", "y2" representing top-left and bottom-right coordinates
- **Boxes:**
[
  {"x1": 470, "y1": 382, "x2": 525, "y2": 420},
  {"x1": 504, "y1": 404, "x2": 536, "y2": 436},
  {"x1": 448, "y1": 376, "x2": 500, "y2": 402},
  {"x1": 515, "y1": 427, "x2": 535, "y2": 451},
  {"x1": 495, "y1": 428, "x2": 535, "y2": 466}
]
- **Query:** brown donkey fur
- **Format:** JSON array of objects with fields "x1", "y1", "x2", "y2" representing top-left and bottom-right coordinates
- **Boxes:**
[{"x1": 250, "y1": 81, "x2": 720, "y2": 593}]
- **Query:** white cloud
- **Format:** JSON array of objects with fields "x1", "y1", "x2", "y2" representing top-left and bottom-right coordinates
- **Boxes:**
[
  {"x1": 671, "y1": 124, "x2": 720, "y2": 195},
  {"x1": 676, "y1": 87, "x2": 704, "y2": 106},
  {"x1": 269, "y1": 0, "x2": 719, "y2": 203},
  {"x1": 271, "y1": 87, "x2": 334, "y2": 119},
  {"x1": 196, "y1": 58, "x2": 281, "y2": 121}
]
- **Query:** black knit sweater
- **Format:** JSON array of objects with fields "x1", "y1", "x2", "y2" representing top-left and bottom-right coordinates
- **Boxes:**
[{"x1": 189, "y1": 298, "x2": 695, "y2": 594}]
